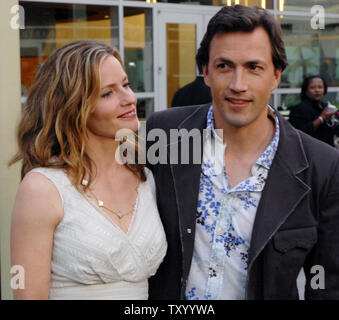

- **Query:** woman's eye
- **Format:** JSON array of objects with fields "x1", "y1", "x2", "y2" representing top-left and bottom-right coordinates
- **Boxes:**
[{"x1": 102, "y1": 91, "x2": 112, "y2": 98}]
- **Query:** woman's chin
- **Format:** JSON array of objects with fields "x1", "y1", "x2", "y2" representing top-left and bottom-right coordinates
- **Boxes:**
[{"x1": 115, "y1": 119, "x2": 139, "y2": 135}]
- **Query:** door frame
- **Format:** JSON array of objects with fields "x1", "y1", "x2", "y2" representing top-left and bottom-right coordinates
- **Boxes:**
[{"x1": 155, "y1": 5, "x2": 219, "y2": 111}]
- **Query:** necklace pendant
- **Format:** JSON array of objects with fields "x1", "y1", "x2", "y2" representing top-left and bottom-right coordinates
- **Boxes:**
[
  {"x1": 98, "y1": 200, "x2": 104, "y2": 207},
  {"x1": 118, "y1": 211, "x2": 123, "y2": 219}
]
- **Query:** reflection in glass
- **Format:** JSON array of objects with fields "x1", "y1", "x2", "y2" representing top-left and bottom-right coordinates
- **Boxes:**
[
  {"x1": 330, "y1": 92, "x2": 339, "y2": 108},
  {"x1": 124, "y1": 8, "x2": 153, "y2": 93},
  {"x1": 19, "y1": 2, "x2": 118, "y2": 95},
  {"x1": 136, "y1": 98, "x2": 154, "y2": 120},
  {"x1": 277, "y1": 93, "x2": 300, "y2": 110},
  {"x1": 166, "y1": 23, "x2": 196, "y2": 108},
  {"x1": 280, "y1": 16, "x2": 339, "y2": 88},
  {"x1": 123, "y1": 0, "x2": 273, "y2": 9},
  {"x1": 283, "y1": 0, "x2": 339, "y2": 14},
  {"x1": 276, "y1": 93, "x2": 300, "y2": 120},
  {"x1": 326, "y1": 93, "x2": 339, "y2": 108}
]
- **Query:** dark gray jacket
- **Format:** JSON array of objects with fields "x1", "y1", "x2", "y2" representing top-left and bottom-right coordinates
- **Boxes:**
[{"x1": 146, "y1": 104, "x2": 339, "y2": 300}]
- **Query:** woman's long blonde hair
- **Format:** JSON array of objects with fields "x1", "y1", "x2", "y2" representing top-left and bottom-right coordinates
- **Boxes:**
[{"x1": 9, "y1": 40, "x2": 146, "y2": 189}]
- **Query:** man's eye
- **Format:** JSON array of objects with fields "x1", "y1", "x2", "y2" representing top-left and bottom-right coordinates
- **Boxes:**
[
  {"x1": 124, "y1": 82, "x2": 131, "y2": 88},
  {"x1": 217, "y1": 63, "x2": 227, "y2": 69},
  {"x1": 249, "y1": 65, "x2": 260, "y2": 71}
]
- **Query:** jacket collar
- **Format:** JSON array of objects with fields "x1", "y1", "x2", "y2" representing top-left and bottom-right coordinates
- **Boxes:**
[
  {"x1": 177, "y1": 104, "x2": 211, "y2": 131},
  {"x1": 246, "y1": 111, "x2": 311, "y2": 272},
  {"x1": 169, "y1": 104, "x2": 210, "y2": 289}
]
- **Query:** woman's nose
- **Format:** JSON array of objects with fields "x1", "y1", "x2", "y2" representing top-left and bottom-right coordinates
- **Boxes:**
[{"x1": 121, "y1": 87, "x2": 137, "y2": 106}]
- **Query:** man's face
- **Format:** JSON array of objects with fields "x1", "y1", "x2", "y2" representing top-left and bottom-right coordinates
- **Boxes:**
[{"x1": 203, "y1": 27, "x2": 281, "y2": 130}]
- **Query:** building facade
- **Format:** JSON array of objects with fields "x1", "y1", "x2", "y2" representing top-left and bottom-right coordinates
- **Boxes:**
[
  {"x1": 18, "y1": 0, "x2": 339, "y2": 115},
  {"x1": 1, "y1": 0, "x2": 339, "y2": 299}
]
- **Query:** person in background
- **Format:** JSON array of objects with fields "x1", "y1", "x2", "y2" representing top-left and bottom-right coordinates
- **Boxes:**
[
  {"x1": 9, "y1": 40, "x2": 166, "y2": 300},
  {"x1": 171, "y1": 65, "x2": 212, "y2": 107},
  {"x1": 289, "y1": 75, "x2": 339, "y2": 147}
]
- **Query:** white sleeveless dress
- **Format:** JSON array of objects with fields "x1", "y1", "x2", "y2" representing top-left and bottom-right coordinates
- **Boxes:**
[{"x1": 29, "y1": 167, "x2": 167, "y2": 300}]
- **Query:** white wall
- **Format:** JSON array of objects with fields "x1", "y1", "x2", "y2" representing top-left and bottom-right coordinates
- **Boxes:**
[{"x1": 0, "y1": 0, "x2": 21, "y2": 300}]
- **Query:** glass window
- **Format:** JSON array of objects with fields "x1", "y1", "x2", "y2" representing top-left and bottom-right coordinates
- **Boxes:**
[
  {"x1": 275, "y1": 93, "x2": 300, "y2": 120},
  {"x1": 136, "y1": 98, "x2": 154, "y2": 120},
  {"x1": 166, "y1": 23, "x2": 196, "y2": 108},
  {"x1": 19, "y1": 2, "x2": 118, "y2": 96},
  {"x1": 329, "y1": 92, "x2": 339, "y2": 108},
  {"x1": 283, "y1": 0, "x2": 339, "y2": 14},
  {"x1": 277, "y1": 93, "x2": 300, "y2": 109},
  {"x1": 124, "y1": 7, "x2": 153, "y2": 93},
  {"x1": 279, "y1": 16, "x2": 339, "y2": 89},
  {"x1": 123, "y1": 0, "x2": 272, "y2": 9}
]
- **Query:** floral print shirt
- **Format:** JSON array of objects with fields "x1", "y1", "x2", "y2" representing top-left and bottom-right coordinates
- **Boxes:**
[{"x1": 185, "y1": 105, "x2": 280, "y2": 300}]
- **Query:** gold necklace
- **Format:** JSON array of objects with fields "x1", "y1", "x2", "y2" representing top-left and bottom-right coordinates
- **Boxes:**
[{"x1": 82, "y1": 179, "x2": 139, "y2": 219}]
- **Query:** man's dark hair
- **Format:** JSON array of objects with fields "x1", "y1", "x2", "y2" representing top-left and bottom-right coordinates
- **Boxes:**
[
  {"x1": 300, "y1": 75, "x2": 328, "y2": 101},
  {"x1": 196, "y1": 5, "x2": 288, "y2": 73}
]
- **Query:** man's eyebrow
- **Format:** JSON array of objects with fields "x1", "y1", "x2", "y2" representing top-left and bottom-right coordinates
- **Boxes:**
[
  {"x1": 214, "y1": 58, "x2": 234, "y2": 65},
  {"x1": 214, "y1": 57, "x2": 267, "y2": 67},
  {"x1": 245, "y1": 60, "x2": 267, "y2": 66}
]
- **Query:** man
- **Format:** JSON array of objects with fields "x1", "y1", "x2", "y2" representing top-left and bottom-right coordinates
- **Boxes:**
[
  {"x1": 171, "y1": 65, "x2": 212, "y2": 107},
  {"x1": 147, "y1": 5, "x2": 339, "y2": 300}
]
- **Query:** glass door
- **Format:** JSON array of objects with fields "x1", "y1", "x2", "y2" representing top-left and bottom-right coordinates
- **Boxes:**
[{"x1": 158, "y1": 12, "x2": 204, "y2": 110}]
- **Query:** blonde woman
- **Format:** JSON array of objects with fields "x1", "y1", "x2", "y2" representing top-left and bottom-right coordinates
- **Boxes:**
[{"x1": 9, "y1": 41, "x2": 167, "y2": 300}]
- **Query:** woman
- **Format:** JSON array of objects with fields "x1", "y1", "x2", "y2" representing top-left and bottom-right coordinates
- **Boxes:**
[
  {"x1": 9, "y1": 41, "x2": 167, "y2": 299},
  {"x1": 289, "y1": 75, "x2": 339, "y2": 147}
]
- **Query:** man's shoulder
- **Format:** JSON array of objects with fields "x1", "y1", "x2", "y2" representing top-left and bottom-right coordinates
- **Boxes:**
[
  {"x1": 147, "y1": 104, "x2": 210, "y2": 130},
  {"x1": 279, "y1": 113, "x2": 339, "y2": 163},
  {"x1": 296, "y1": 127, "x2": 339, "y2": 164}
]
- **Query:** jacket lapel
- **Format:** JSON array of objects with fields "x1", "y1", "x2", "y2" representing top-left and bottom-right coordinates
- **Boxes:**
[
  {"x1": 169, "y1": 105, "x2": 210, "y2": 281},
  {"x1": 247, "y1": 112, "x2": 311, "y2": 271}
]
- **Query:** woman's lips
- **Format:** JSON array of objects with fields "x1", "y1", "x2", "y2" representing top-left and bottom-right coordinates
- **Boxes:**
[{"x1": 118, "y1": 109, "x2": 137, "y2": 119}]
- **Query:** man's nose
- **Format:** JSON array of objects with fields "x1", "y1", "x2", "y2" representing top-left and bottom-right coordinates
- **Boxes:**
[{"x1": 229, "y1": 68, "x2": 248, "y2": 93}]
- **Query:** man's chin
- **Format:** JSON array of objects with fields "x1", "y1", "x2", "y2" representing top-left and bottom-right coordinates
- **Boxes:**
[{"x1": 222, "y1": 115, "x2": 251, "y2": 128}]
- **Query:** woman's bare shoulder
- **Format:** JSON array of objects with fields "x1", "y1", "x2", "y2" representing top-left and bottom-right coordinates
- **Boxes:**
[{"x1": 12, "y1": 171, "x2": 64, "y2": 226}]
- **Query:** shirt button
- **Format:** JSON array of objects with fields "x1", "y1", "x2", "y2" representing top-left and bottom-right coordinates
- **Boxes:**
[{"x1": 187, "y1": 228, "x2": 192, "y2": 234}]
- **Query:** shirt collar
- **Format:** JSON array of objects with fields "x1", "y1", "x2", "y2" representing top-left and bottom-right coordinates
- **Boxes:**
[{"x1": 205, "y1": 104, "x2": 280, "y2": 171}]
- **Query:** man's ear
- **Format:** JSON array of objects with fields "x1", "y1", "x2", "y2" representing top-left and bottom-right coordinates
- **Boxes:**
[
  {"x1": 202, "y1": 64, "x2": 210, "y2": 87},
  {"x1": 271, "y1": 68, "x2": 282, "y2": 91}
]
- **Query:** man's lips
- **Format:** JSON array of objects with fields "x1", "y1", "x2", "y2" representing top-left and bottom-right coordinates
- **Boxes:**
[
  {"x1": 225, "y1": 97, "x2": 252, "y2": 107},
  {"x1": 118, "y1": 109, "x2": 137, "y2": 118}
]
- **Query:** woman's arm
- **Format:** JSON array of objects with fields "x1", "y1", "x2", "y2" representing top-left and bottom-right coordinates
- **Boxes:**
[{"x1": 10, "y1": 172, "x2": 63, "y2": 299}]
